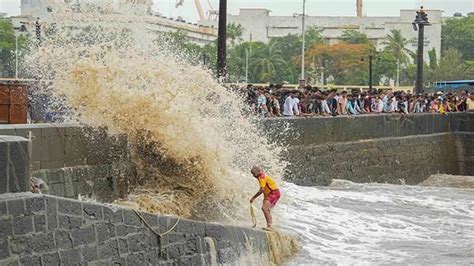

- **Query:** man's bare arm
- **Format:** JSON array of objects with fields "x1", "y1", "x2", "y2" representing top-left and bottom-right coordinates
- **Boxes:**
[{"x1": 250, "y1": 188, "x2": 264, "y2": 203}]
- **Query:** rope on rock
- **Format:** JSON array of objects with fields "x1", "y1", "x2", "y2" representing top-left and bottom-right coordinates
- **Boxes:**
[
  {"x1": 250, "y1": 203, "x2": 257, "y2": 228},
  {"x1": 133, "y1": 209, "x2": 180, "y2": 257}
]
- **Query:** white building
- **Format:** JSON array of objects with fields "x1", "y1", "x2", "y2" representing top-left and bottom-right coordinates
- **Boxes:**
[
  {"x1": 17, "y1": 0, "x2": 217, "y2": 44},
  {"x1": 201, "y1": 8, "x2": 443, "y2": 61}
]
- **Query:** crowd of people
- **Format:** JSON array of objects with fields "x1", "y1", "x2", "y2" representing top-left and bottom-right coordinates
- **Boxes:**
[{"x1": 243, "y1": 84, "x2": 472, "y2": 117}]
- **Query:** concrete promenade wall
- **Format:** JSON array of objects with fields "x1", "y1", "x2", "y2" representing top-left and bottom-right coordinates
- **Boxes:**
[
  {"x1": 454, "y1": 132, "x2": 474, "y2": 175},
  {"x1": 0, "y1": 136, "x2": 30, "y2": 193},
  {"x1": 1, "y1": 113, "x2": 472, "y2": 193},
  {"x1": 264, "y1": 112, "x2": 474, "y2": 186},
  {"x1": 265, "y1": 112, "x2": 473, "y2": 146},
  {"x1": 0, "y1": 192, "x2": 292, "y2": 265},
  {"x1": 0, "y1": 124, "x2": 136, "y2": 202}
]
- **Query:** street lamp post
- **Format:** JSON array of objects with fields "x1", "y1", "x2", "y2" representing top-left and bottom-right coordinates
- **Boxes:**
[
  {"x1": 217, "y1": 0, "x2": 227, "y2": 79},
  {"x1": 15, "y1": 33, "x2": 19, "y2": 79},
  {"x1": 413, "y1": 6, "x2": 430, "y2": 94},
  {"x1": 14, "y1": 23, "x2": 27, "y2": 80},
  {"x1": 368, "y1": 55, "x2": 373, "y2": 92},
  {"x1": 245, "y1": 48, "x2": 249, "y2": 83},
  {"x1": 361, "y1": 53, "x2": 376, "y2": 93},
  {"x1": 300, "y1": 0, "x2": 307, "y2": 87}
]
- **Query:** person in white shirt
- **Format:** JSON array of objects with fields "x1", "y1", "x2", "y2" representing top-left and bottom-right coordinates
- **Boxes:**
[{"x1": 282, "y1": 93, "x2": 300, "y2": 116}]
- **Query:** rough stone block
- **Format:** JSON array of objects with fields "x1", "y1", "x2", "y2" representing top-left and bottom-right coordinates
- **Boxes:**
[
  {"x1": 9, "y1": 139, "x2": 29, "y2": 169},
  {"x1": 140, "y1": 212, "x2": 158, "y2": 227},
  {"x1": 0, "y1": 217, "x2": 12, "y2": 238},
  {"x1": 31, "y1": 232, "x2": 56, "y2": 253},
  {"x1": 63, "y1": 175, "x2": 75, "y2": 198},
  {"x1": 118, "y1": 238, "x2": 129, "y2": 255},
  {"x1": 123, "y1": 210, "x2": 142, "y2": 227},
  {"x1": 58, "y1": 198, "x2": 82, "y2": 216},
  {"x1": 111, "y1": 257, "x2": 126, "y2": 265},
  {"x1": 71, "y1": 225, "x2": 96, "y2": 247},
  {"x1": 64, "y1": 135, "x2": 87, "y2": 167},
  {"x1": 126, "y1": 252, "x2": 146, "y2": 266},
  {"x1": 146, "y1": 250, "x2": 160, "y2": 265},
  {"x1": 85, "y1": 129, "x2": 110, "y2": 165},
  {"x1": 98, "y1": 239, "x2": 119, "y2": 259},
  {"x1": 14, "y1": 126, "x2": 41, "y2": 162},
  {"x1": 103, "y1": 206, "x2": 123, "y2": 223},
  {"x1": 82, "y1": 203, "x2": 103, "y2": 220},
  {"x1": 25, "y1": 197, "x2": 45, "y2": 214},
  {"x1": 0, "y1": 160, "x2": 7, "y2": 193},
  {"x1": 0, "y1": 240, "x2": 9, "y2": 260},
  {"x1": 54, "y1": 230, "x2": 73, "y2": 249},
  {"x1": 0, "y1": 136, "x2": 30, "y2": 193},
  {"x1": 9, "y1": 235, "x2": 33, "y2": 255},
  {"x1": 0, "y1": 201, "x2": 7, "y2": 217},
  {"x1": 82, "y1": 246, "x2": 98, "y2": 263},
  {"x1": 7, "y1": 199, "x2": 25, "y2": 217},
  {"x1": 41, "y1": 252, "x2": 60, "y2": 265},
  {"x1": 128, "y1": 233, "x2": 149, "y2": 253},
  {"x1": 59, "y1": 249, "x2": 82, "y2": 265},
  {"x1": 49, "y1": 184, "x2": 66, "y2": 198},
  {"x1": 58, "y1": 215, "x2": 83, "y2": 229},
  {"x1": 96, "y1": 222, "x2": 116, "y2": 243},
  {"x1": 33, "y1": 215, "x2": 46, "y2": 233},
  {"x1": 12, "y1": 216, "x2": 34, "y2": 235},
  {"x1": 45, "y1": 197, "x2": 58, "y2": 230},
  {"x1": 115, "y1": 224, "x2": 138, "y2": 237},
  {"x1": 19, "y1": 255, "x2": 41, "y2": 265}
]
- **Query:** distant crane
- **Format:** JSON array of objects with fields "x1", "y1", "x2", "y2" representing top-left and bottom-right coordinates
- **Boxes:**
[
  {"x1": 175, "y1": 0, "x2": 218, "y2": 21},
  {"x1": 356, "y1": 0, "x2": 363, "y2": 17}
]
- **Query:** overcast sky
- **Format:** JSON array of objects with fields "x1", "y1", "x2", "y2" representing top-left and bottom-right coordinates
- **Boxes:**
[{"x1": 1, "y1": 0, "x2": 473, "y2": 21}]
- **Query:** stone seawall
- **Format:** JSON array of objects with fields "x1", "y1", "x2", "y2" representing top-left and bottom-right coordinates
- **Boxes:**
[
  {"x1": 0, "y1": 193, "x2": 297, "y2": 265},
  {"x1": 265, "y1": 112, "x2": 474, "y2": 186},
  {"x1": 265, "y1": 112, "x2": 473, "y2": 146},
  {"x1": 1, "y1": 113, "x2": 472, "y2": 193},
  {"x1": 454, "y1": 132, "x2": 474, "y2": 175},
  {"x1": 285, "y1": 133, "x2": 458, "y2": 186},
  {"x1": 0, "y1": 124, "x2": 136, "y2": 201},
  {"x1": 0, "y1": 136, "x2": 30, "y2": 193}
]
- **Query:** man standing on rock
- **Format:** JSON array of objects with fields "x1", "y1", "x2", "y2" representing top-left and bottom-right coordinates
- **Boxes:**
[{"x1": 249, "y1": 165, "x2": 281, "y2": 231}]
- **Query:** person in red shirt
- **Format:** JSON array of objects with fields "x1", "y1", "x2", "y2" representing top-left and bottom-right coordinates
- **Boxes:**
[{"x1": 249, "y1": 165, "x2": 281, "y2": 231}]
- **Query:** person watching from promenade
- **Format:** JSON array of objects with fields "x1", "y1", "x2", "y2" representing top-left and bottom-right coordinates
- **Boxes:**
[
  {"x1": 338, "y1": 91, "x2": 348, "y2": 115},
  {"x1": 282, "y1": 92, "x2": 300, "y2": 116}
]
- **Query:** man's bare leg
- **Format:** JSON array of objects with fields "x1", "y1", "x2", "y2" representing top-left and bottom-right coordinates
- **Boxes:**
[{"x1": 261, "y1": 200, "x2": 273, "y2": 231}]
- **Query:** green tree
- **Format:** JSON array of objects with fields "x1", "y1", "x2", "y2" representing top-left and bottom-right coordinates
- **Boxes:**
[
  {"x1": 227, "y1": 41, "x2": 265, "y2": 82},
  {"x1": 373, "y1": 51, "x2": 398, "y2": 85},
  {"x1": 339, "y1": 30, "x2": 369, "y2": 44},
  {"x1": 226, "y1": 23, "x2": 244, "y2": 47},
  {"x1": 251, "y1": 42, "x2": 292, "y2": 83},
  {"x1": 442, "y1": 16, "x2": 474, "y2": 61},
  {"x1": 305, "y1": 26, "x2": 325, "y2": 48},
  {"x1": 428, "y1": 48, "x2": 438, "y2": 69},
  {"x1": 382, "y1": 29, "x2": 414, "y2": 66},
  {"x1": 382, "y1": 29, "x2": 414, "y2": 85},
  {"x1": 269, "y1": 34, "x2": 301, "y2": 83},
  {"x1": 0, "y1": 20, "x2": 26, "y2": 78},
  {"x1": 426, "y1": 49, "x2": 471, "y2": 82}
]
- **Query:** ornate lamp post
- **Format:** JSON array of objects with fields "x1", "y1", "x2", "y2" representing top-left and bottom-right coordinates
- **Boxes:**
[{"x1": 413, "y1": 6, "x2": 430, "y2": 94}]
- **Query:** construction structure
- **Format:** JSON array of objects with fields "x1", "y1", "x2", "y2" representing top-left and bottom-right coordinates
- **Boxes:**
[
  {"x1": 357, "y1": 0, "x2": 363, "y2": 17},
  {"x1": 175, "y1": 0, "x2": 219, "y2": 21}
]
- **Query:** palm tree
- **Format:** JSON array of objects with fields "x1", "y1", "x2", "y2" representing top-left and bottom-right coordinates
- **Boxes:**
[
  {"x1": 226, "y1": 23, "x2": 244, "y2": 47},
  {"x1": 382, "y1": 29, "x2": 414, "y2": 86},
  {"x1": 250, "y1": 42, "x2": 289, "y2": 82}
]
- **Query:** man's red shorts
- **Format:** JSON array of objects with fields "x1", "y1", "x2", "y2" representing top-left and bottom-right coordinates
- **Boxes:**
[{"x1": 266, "y1": 189, "x2": 281, "y2": 206}]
